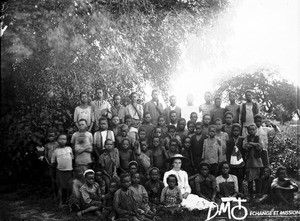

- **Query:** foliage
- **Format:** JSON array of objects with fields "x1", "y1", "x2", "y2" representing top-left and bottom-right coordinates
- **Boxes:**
[
  {"x1": 0, "y1": 0, "x2": 228, "y2": 184},
  {"x1": 213, "y1": 69, "x2": 300, "y2": 123}
]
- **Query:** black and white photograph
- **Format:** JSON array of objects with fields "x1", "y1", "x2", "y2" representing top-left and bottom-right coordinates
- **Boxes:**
[{"x1": 0, "y1": 0, "x2": 299, "y2": 220}]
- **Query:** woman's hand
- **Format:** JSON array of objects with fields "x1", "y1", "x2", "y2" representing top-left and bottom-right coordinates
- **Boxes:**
[{"x1": 182, "y1": 192, "x2": 189, "y2": 199}]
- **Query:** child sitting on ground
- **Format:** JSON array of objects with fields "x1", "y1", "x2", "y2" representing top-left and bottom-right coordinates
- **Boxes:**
[
  {"x1": 256, "y1": 167, "x2": 274, "y2": 204},
  {"x1": 160, "y1": 174, "x2": 182, "y2": 214},
  {"x1": 271, "y1": 166, "x2": 298, "y2": 207},
  {"x1": 77, "y1": 169, "x2": 104, "y2": 217},
  {"x1": 51, "y1": 133, "x2": 74, "y2": 208},
  {"x1": 69, "y1": 167, "x2": 85, "y2": 212}
]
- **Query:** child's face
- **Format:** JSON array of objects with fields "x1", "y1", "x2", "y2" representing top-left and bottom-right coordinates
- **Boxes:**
[
  {"x1": 248, "y1": 126, "x2": 256, "y2": 135},
  {"x1": 215, "y1": 99, "x2": 221, "y2": 107},
  {"x1": 138, "y1": 131, "x2": 146, "y2": 139},
  {"x1": 140, "y1": 141, "x2": 148, "y2": 151},
  {"x1": 208, "y1": 128, "x2": 216, "y2": 138},
  {"x1": 125, "y1": 118, "x2": 132, "y2": 127},
  {"x1": 58, "y1": 135, "x2": 67, "y2": 146},
  {"x1": 150, "y1": 170, "x2": 159, "y2": 181},
  {"x1": 99, "y1": 120, "x2": 108, "y2": 131},
  {"x1": 129, "y1": 165, "x2": 138, "y2": 174},
  {"x1": 190, "y1": 114, "x2": 198, "y2": 122},
  {"x1": 215, "y1": 121, "x2": 222, "y2": 131},
  {"x1": 245, "y1": 92, "x2": 252, "y2": 102},
  {"x1": 112, "y1": 116, "x2": 120, "y2": 126},
  {"x1": 278, "y1": 169, "x2": 286, "y2": 180},
  {"x1": 170, "y1": 142, "x2": 177, "y2": 152},
  {"x1": 81, "y1": 94, "x2": 88, "y2": 104},
  {"x1": 152, "y1": 138, "x2": 160, "y2": 147},
  {"x1": 170, "y1": 113, "x2": 177, "y2": 122},
  {"x1": 221, "y1": 164, "x2": 230, "y2": 175},
  {"x1": 200, "y1": 166, "x2": 209, "y2": 177},
  {"x1": 121, "y1": 128, "x2": 128, "y2": 137},
  {"x1": 105, "y1": 140, "x2": 114, "y2": 151},
  {"x1": 263, "y1": 168, "x2": 271, "y2": 178},
  {"x1": 170, "y1": 96, "x2": 176, "y2": 106},
  {"x1": 114, "y1": 95, "x2": 121, "y2": 105},
  {"x1": 121, "y1": 176, "x2": 131, "y2": 189},
  {"x1": 168, "y1": 177, "x2": 176, "y2": 189},
  {"x1": 178, "y1": 120, "x2": 186, "y2": 130},
  {"x1": 195, "y1": 125, "x2": 203, "y2": 135},
  {"x1": 144, "y1": 114, "x2": 152, "y2": 123},
  {"x1": 255, "y1": 119, "x2": 262, "y2": 128},
  {"x1": 154, "y1": 128, "x2": 162, "y2": 137},
  {"x1": 232, "y1": 127, "x2": 240, "y2": 137},
  {"x1": 122, "y1": 140, "x2": 130, "y2": 150},
  {"x1": 158, "y1": 118, "x2": 165, "y2": 126},
  {"x1": 184, "y1": 138, "x2": 191, "y2": 148},
  {"x1": 225, "y1": 115, "x2": 233, "y2": 124},
  {"x1": 96, "y1": 89, "x2": 103, "y2": 99},
  {"x1": 188, "y1": 124, "x2": 195, "y2": 133},
  {"x1": 109, "y1": 183, "x2": 118, "y2": 193},
  {"x1": 131, "y1": 93, "x2": 138, "y2": 102},
  {"x1": 95, "y1": 171, "x2": 104, "y2": 182},
  {"x1": 203, "y1": 116, "x2": 211, "y2": 125},
  {"x1": 204, "y1": 93, "x2": 211, "y2": 103},
  {"x1": 78, "y1": 121, "x2": 87, "y2": 131},
  {"x1": 86, "y1": 173, "x2": 95, "y2": 186},
  {"x1": 169, "y1": 128, "x2": 176, "y2": 136},
  {"x1": 48, "y1": 132, "x2": 56, "y2": 142},
  {"x1": 229, "y1": 92, "x2": 236, "y2": 102},
  {"x1": 75, "y1": 168, "x2": 84, "y2": 179},
  {"x1": 132, "y1": 174, "x2": 141, "y2": 184}
]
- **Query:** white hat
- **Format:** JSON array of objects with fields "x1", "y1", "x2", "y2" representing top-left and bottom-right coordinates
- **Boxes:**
[{"x1": 83, "y1": 169, "x2": 95, "y2": 177}]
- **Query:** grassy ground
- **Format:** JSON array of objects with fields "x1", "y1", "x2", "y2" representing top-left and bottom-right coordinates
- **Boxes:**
[{"x1": 0, "y1": 183, "x2": 299, "y2": 221}]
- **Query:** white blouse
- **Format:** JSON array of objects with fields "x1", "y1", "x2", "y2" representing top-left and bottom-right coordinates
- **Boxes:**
[{"x1": 163, "y1": 169, "x2": 191, "y2": 195}]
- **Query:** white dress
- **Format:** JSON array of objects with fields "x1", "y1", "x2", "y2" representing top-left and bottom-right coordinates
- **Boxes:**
[{"x1": 163, "y1": 169, "x2": 213, "y2": 210}]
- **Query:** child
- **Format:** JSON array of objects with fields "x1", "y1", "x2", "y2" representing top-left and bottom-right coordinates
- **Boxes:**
[
  {"x1": 256, "y1": 167, "x2": 274, "y2": 204},
  {"x1": 99, "y1": 139, "x2": 120, "y2": 179},
  {"x1": 180, "y1": 137, "x2": 193, "y2": 175},
  {"x1": 210, "y1": 97, "x2": 225, "y2": 123},
  {"x1": 254, "y1": 114, "x2": 280, "y2": 168},
  {"x1": 151, "y1": 136, "x2": 168, "y2": 174},
  {"x1": 202, "y1": 114, "x2": 211, "y2": 137},
  {"x1": 119, "y1": 138, "x2": 135, "y2": 173},
  {"x1": 44, "y1": 127, "x2": 59, "y2": 198},
  {"x1": 116, "y1": 124, "x2": 135, "y2": 149},
  {"x1": 144, "y1": 167, "x2": 164, "y2": 207},
  {"x1": 194, "y1": 162, "x2": 217, "y2": 202},
  {"x1": 69, "y1": 167, "x2": 85, "y2": 212},
  {"x1": 144, "y1": 89, "x2": 164, "y2": 126},
  {"x1": 225, "y1": 91, "x2": 240, "y2": 123},
  {"x1": 169, "y1": 110, "x2": 178, "y2": 127},
  {"x1": 271, "y1": 166, "x2": 298, "y2": 207},
  {"x1": 190, "y1": 122, "x2": 206, "y2": 169},
  {"x1": 124, "y1": 115, "x2": 138, "y2": 145},
  {"x1": 164, "y1": 125, "x2": 181, "y2": 150},
  {"x1": 157, "y1": 116, "x2": 168, "y2": 138},
  {"x1": 131, "y1": 173, "x2": 153, "y2": 217},
  {"x1": 164, "y1": 95, "x2": 182, "y2": 126},
  {"x1": 51, "y1": 133, "x2": 74, "y2": 208},
  {"x1": 93, "y1": 117, "x2": 115, "y2": 162},
  {"x1": 110, "y1": 115, "x2": 121, "y2": 138},
  {"x1": 243, "y1": 123, "x2": 263, "y2": 195},
  {"x1": 202, "y1": 125, "x2": 222, "y2": 176},
  {"x1": 138, "y1": 128, "x2": 147, "y2": 140},
  {"x1": 190, "y1": 112, "x2": 198, "y2": 123},
  {"x1": 152, "y1": 127, "x2": 163, "y2": 141},
  {"x1": 186, "y1": 120, "x2": 196, "y2": 138},
  {"x1": 110, "y1": 93, "x2": 128, "y2": 124},
  {"x1": 216, "y1": 161, "x2": 239, "y2": 199},
  {"x1": 226, "y1": 123, "x2": 245, "y2": 193},
  {"x1": 136, "y1": 138, "x2": 152, "y2": 174},
  {"x1": 199, "y1": 92, "x2": 214, "y2": 118},
  {"x1": 71, "y1": 119, "x2": 93, "y2": 173},
  {"x1": 139, "y1": 111, "x2": 155, "y2": 139},
  {"x1": 222, "y1": 111, "x2": 234, "y2": 137},
  {"x1": 176, "y1": 118, "x2": 188, "y2": 140},
  {"x1": 94, "y1": 168, "x2": 107, "y2": 195},
  {"x1": 74, "y1": 92, "x2": 93, "y2": 132},
  {"x1": 166, "y1": 138, "x2": 180, "y2": 160},
  {"x1": 77, "y1": 169, "x2": 104, "y2": 217},
  {"x1": 215, "y1": 118, "x2": 229, "y2": 162},
  {"x1": 160, "y1": 174, "x2": 182, "y2": 212}
]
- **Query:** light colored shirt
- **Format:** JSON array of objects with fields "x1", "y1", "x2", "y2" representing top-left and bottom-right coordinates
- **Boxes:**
[
  {"x1": 256, "y1": 126, "x2": 275, "y2": 150},
  {"x1": 126, "y1": 103, "x2": 143, "y2": 120},
  {"x1": 71, "y1": 131, "x2": 93, "y2": 165},
  {"x1": 74, "y1": 106, "x2": 93, "y2": 126},
  {"x1": 51, "y1": 147, "x2": 73, "y2": 171},
  {"x1": 93, "y1": 130, "x2": 115, "y2": 150},
  {"x1": 202, "y1": 138, "x2": 222, "y2": 164}
]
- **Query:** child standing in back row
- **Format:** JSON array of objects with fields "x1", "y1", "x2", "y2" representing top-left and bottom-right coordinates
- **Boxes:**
[
  {"x1": 51, "y1": 133, "x2": 74, "y2": 208},
  {"x1": 225, "y1": 91, "x2": 240, "y2": 123}
]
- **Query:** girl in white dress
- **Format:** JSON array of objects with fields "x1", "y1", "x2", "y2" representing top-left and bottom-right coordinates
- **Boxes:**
[{"x1": 163, "y1": 154, "x2": 213, "y2": 210}]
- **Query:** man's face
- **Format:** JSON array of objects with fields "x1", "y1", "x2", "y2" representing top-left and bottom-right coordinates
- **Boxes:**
[
  {"x1": 170, "y1": 96, "x2": 176, "y2": 106},
  {"x1": 152, "y1": 91, "x2": 159, "y2": 100},
  {"x1": 215, "y1": 99, "x2": 221, "y2": 107},
  {"x1": 170, "y1": 113, "x2": 177, "y2": 122},
  {"x1": 245, "y1": 92, "x2": 252, "y2": 102},
  {"x1": 96, "y1": 89, "x2": 103, "y2": 99},
  {"x1": 100, "y1": 120, "x2": 108, "y2": 130},
  {"x1": 204, "y1": 93, "x2": 211, "y2": 103},
  {"x1": 81, "y1": 94, "x2": 88, "y2": 103},
  {"x1": 144, "y1": 114, "x2": 152, "y2": 123}
]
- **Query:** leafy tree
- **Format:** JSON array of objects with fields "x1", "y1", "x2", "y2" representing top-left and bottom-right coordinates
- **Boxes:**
[{"x1": 214, "y1": 69, "x2": 300, "y2": 123}]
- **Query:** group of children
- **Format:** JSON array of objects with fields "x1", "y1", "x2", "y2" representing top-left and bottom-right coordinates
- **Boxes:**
[{"x1": 37, "y1": 88, "x2": 298, "y2": 219}]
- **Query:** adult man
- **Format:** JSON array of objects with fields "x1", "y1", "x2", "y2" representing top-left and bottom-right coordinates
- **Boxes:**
[
  {"x1": 181, "y1": 93, "x2": 198, "y2": 122},
  {"x1": 164, "y1": 95, "x2": 181, "y2": 125},
  {"x1": 144, "y1": 89, "x2": 164, "y2": 125}
]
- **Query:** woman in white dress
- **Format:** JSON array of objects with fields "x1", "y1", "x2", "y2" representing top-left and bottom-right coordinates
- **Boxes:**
[{"x1": 163, "y1": 154, "x2": 213, "y2": 210}]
